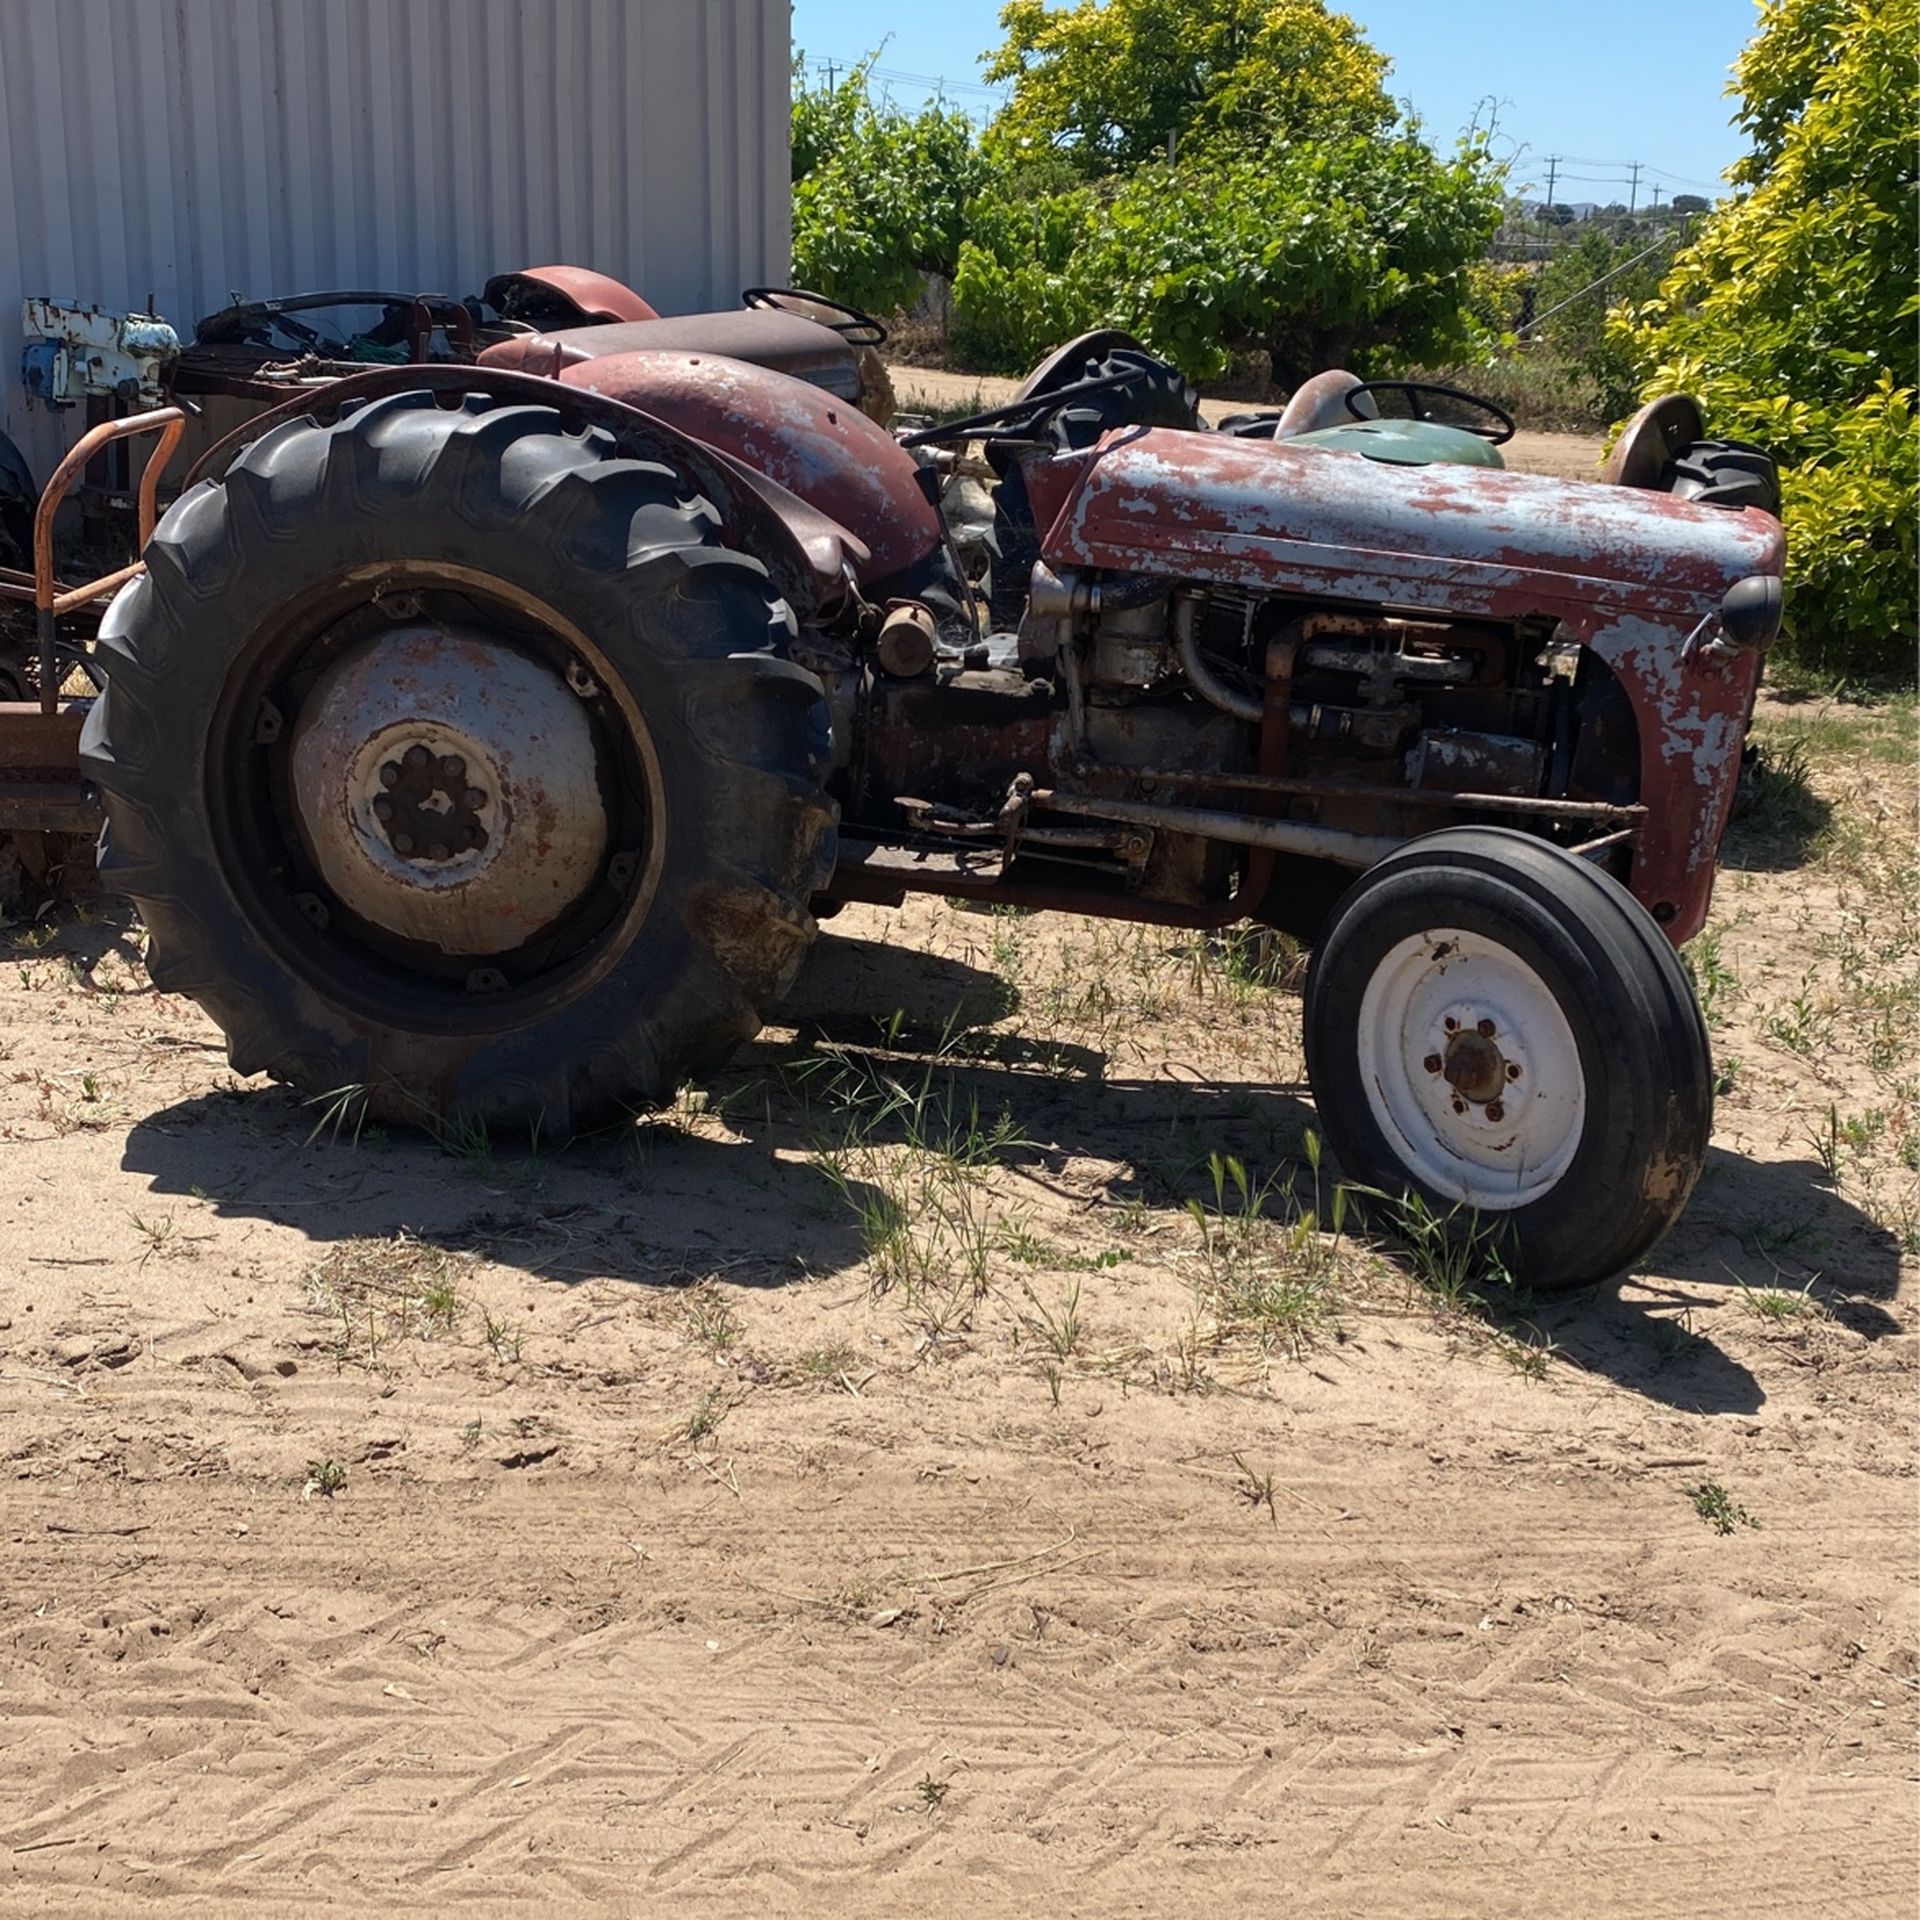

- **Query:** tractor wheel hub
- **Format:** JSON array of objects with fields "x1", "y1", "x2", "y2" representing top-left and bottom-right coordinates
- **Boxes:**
[{"x1": 288, "y1": 624, "x2": 609, "y2": 956}]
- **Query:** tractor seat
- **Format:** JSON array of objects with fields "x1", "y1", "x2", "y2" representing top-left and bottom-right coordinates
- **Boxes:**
[{"x1": 478, "y1": 309, "x2": 864, "y2": 405}]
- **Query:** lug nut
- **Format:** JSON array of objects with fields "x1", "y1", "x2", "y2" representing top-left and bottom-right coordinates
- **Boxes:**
[
  {"x1": 1451, "y1": 1096, "x2": 1466, "y2": 1114},
  {"x1": 440, "y1": 754, "x2": 466, "y2": 781},
  {"x1": 379, "y1": 761, "x2": 401, "y2": 788},
  {"x1": 404, "y1": 744, "x2": 432, "y2": 770},
  {"x1": 1477, "y1": 1018, "x2": 1497, "y2": 1036},
  {"x1": 429, "y1": 841, "x2": 450, "y2": 861},
  {"x1": 469, "y1": 824, "x2": 489, "y2": 849},
  {"x1": 464, "y1": 787, "x2": 488, "y2": 812},
  {"x1": 372, "y1": 794, "x2": 394, "y2": 822},
  {"x1": 1506, "y1": 1062, "x2": 1521, "y2": 1080},
  {"x1": 1443, "y1": 1015, "x2": 1458, "y2": 1032},
  {"x1": 1485, "y1": 1100, "x2": 1506, "y2": 1122},
  {"x1": 392, "y1": 832, "x2": 414, "y2": 854},
  {"x1": 1423, "y1": 1053, "x2": 1443, "y2": 1074}
]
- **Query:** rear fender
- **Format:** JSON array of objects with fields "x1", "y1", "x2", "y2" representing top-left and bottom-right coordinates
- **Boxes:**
[
  {"x1": 180, "y1": 363, "x2": 833, "y2": 622},
  {"x1": 555, "y1": 348, "x2": 944, "y2": 586}
]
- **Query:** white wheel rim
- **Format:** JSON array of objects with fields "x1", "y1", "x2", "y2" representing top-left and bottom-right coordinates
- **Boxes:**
[{"x1": 1353, "y1": 927, "x2": 1587, "y2": 1211}]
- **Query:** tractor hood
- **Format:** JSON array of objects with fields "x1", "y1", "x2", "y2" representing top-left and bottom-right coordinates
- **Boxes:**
[{"x1": 1035, "y1": 426, "x2": 1785, "y2": 631}]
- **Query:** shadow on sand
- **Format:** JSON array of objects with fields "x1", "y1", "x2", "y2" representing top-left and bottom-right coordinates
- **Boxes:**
[{"x1": 116, "y1": 926, "x2": 1904, "y2": 1418}]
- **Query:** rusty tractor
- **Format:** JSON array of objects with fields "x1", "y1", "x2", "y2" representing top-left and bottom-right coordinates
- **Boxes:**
[{"x1": 2, "y1": 272, "x2": 1785, "y2": 1288}]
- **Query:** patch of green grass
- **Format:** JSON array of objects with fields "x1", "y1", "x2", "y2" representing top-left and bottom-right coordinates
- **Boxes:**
[
  {"x1": 1185, "y1": 925, "x2": 1306, "y2": 1004},
  {"x1": 805, "y1": 1025, "x2": 1030, "y2": 1308},
  {"x1": 1183, "y1": 1142, "x2": 1344, "y2": 1364},
  {"x1": 1347, "y1": 1183, "x2": 1513, "y2": 1308},
  {"x1": 1737, "y1": 1279, "x2": 1825, "y2": 1323}
]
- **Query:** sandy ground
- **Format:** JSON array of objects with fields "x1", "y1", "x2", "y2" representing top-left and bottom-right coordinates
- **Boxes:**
[
  {"x1": 0, "y1": 694, "x2": 1912, "y2": 1916},
  {"x1": 886, "y1": 363, "x2": 1609, "y2": 481}
]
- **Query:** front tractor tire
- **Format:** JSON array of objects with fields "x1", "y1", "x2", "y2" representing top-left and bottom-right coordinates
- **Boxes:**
[
  {"x1": 1303, "y1": 828, "x2": 1713, "y2": 1291},
  {"x1": 81, "y1": 392, "x2": 835, "y2": 1135}
]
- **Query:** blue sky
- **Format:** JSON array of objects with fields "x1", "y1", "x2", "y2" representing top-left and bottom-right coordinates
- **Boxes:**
[{"x1": 791, "y1": 0, "x2": 1762, "y2": 202}]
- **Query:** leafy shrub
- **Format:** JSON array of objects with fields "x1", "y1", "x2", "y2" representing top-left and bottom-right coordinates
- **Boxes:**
[
  {"x1": 791, "y1": 60, "x2": 992, "y2": 317},
  {"x1": 1614, "y1": 0, "x2": 1918, "y2": 678}
]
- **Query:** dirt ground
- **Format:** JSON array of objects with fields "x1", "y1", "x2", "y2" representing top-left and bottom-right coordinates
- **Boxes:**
[
  {"x1": 0, "y1": 690, "x2": 1912, "y2": 1917},
  {"x1": 887, "y1": 363, "x2": 1609, "y2": 481}
]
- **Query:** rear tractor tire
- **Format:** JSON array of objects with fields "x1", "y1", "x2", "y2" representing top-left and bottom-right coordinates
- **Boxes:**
[
  {"x1": 81, "y1": 391, "x2": 836, "y2": 1135},
  {"x1": 1303, "y1": 827, "x2": 1713, "y2": 1291}
]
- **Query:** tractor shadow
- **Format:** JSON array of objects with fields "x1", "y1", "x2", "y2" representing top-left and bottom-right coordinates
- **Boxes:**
[
  {"x1": 117, "y1": 926, "x2": 1902, "y2": 1412},
  {"x1": 0, "y1": 890, "x2": 155, "y2": 988},
  {"x1": 1717, "y1": 739, "x2": 1834, "y2": 873}
]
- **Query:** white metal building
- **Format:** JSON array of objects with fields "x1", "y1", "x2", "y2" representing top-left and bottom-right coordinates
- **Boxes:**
[{"x1": 0, "y1": 0, "x2": 792, "y2": 474}]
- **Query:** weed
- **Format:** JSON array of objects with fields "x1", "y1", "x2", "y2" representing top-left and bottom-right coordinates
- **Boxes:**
[
  {"x1": 1347, "y1": 1184, "x2": 1512, "y2": 1306},
  {"x1": 1011, "y1": 1276, "x2": 1083, "y2": 1360},
  {"x1": 303, "y1": 1458, "x2": 348, "y2": 1500},
  {"x1": 1685, "y1": 1480, "x2": 1759, "y2": 1536},
  {"x1": 682, "y1": 1283, "x2": 740, "y2": 1354},
  {"x1": 917, "y1": 1775, "x2": 950, "y2": 1814},
  {"x1": 481, "y1": 1309, "x2": 525, "y2": 1364},
  {"x1": 1682, "y1": 928, "x2": 1739, "y2": 1029},
  {"x1": 304, "y1": 1083, "x2": 373, "y2": 1147},
  {"x1": 1232, "y1": 1452, "x2": 1279, "y2": 1525},
  {"x1": 1732, "y1": 734, "x2": 1825, "y2": 841},
  {"x1": 1182, "y1": 1145, "x2": 1342, "y2": 1366},
  {"x1": 1737, "y1": 1279, "x2": 1825, "y2": 1323},
  {"x1": 678, "y1": 1391, "x2": 724, "y2": 1447},
  {"x1": 1763, "y1": 969, "x2": 1829, "y2": 1055},
  {"x1": 1187, "y1": 925, "x2": 1305, "y2": 1003},
  {"x1": 791, "y1": 1343, "x2": 861, "y2": 1385},
  {"x1": 130, "y1": 1210, "x2": 195, "y2": 1265},
  {"x1": 306, "y1": 1236, "x2": 471, "y2": 1364},
  {"x1": 806, "y1": 1024, "x2": 1029, "y2": 1306},
  {"x1": 1492, "y1": 1326, "x2": 1559, "y2": 1380},
  {"x1": 1806, "y1": 1104, "x2": 1844, "y2": 1185}
]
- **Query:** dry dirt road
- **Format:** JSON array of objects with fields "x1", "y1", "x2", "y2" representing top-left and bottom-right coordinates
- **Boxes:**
[
  {"x1": 887, "y1": 362, "x2": 1609, "y2": 481},
  {"x1": 0, "y1": 695, "x2": 1912, "y2": 1917}
]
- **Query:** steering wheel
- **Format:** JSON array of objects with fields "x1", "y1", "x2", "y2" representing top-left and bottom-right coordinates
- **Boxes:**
[
  {"x1": 1345, "y1": 380, "x2": 1516, "y2": 445},
  {"x1": 894, "y1": 367, "x2": 1149, "y2": 447},
  {"x1": 743, "y1": 287, "x2": 888, "y2": 347}
]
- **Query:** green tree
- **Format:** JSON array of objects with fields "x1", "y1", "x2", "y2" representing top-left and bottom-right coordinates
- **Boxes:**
[
  {"x1": 982, "y1": 0, "x2": 1393, "y2": 176},
  {"x1": 790, "y1": 58, "x2": 992, "y2": 316},
  {"x1": 1615, "y1": 0, "x2": 1917, "y2": 676},
  {"x1": 954, "y1": 130, "x2": 1501, "y2": 384}
]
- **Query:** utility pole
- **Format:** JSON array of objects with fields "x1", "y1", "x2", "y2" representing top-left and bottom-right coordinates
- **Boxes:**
[
  {"x1": 1543, "y1": 155, "x2": 1559, "y2": 241},
  {"x1": 1627, "y1": 161, "x2": 1642, "y2": 218}
]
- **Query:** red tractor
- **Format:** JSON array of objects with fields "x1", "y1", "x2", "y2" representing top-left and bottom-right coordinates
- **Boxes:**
[{"x1": 61, "y1": 279, "x2": 1782, "y2": 1289}]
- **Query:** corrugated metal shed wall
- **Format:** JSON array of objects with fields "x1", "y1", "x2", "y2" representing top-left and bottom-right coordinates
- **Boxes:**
[{"x1": 0, "y1": 0, "x2": 791, "y2": 472}]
